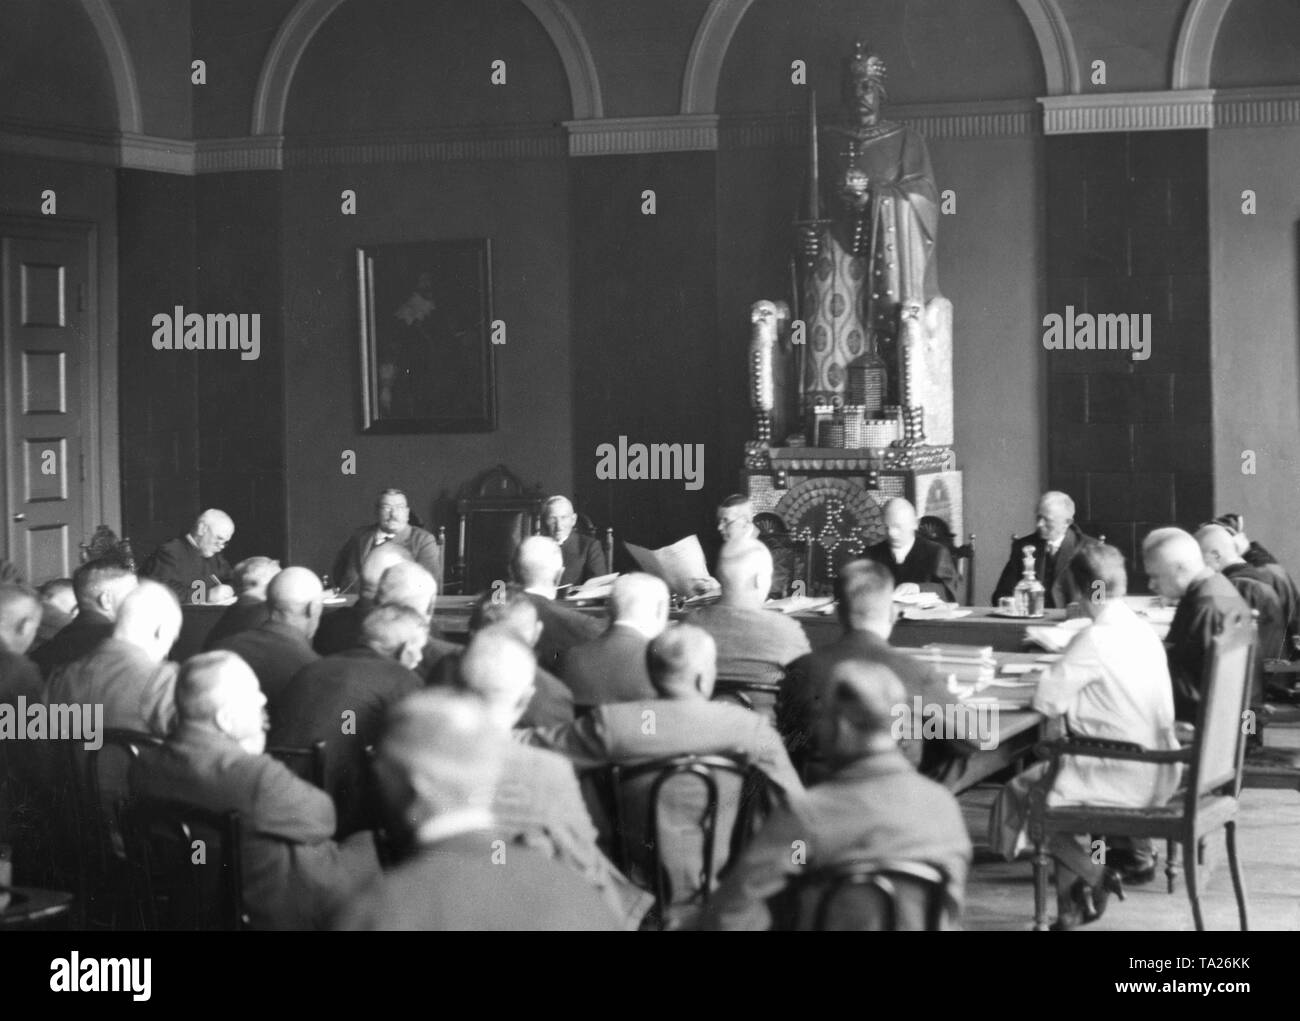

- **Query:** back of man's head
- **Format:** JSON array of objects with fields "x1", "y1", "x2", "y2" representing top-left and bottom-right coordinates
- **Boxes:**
[
  {"x1": 360, "y1": 602, "x2": 429, "y2": 670},
  {"x1": 113, "y1": 580, "x2": 182, "y2": 660},
  {"x1": 646, "y1": 623, "x2": 716, "y2": 700},
  {"x1": 470, "y1": 584, "x2": 541, "y2": 647},
  {"x1": 822, "y1": 661, "x2": 906, "y2": 764},
  {"x1": 0, "y1": 584, "x2": 42, "y2": 655},
  {"x1": 174, "y1": 650, "x2": 266, "y2": 753},
  {"x1": 835, "y1": 558, "x2": 897, "y2": 635},
  {"x1": 1067, "y1": 542, "x2": 1128, "y2": 603},
  {"x1": 608, "y1": 572, "x2": 670, "y2": 638},
  {"x1": 1194, "y1": 523, "x2": 1242, "y2": 572},
  {"x1": 375, "y1": 561, "x2": 438, "y2": 620},
  {"x1": 511, "y1": 535, "x2": 563, "y2": 590},
  {"x1": 267, "y1": 566, "x2": 325, "y2": 638},
  {"x1": 360, "y1": 544, "x2": 414, "y2": 601},
  {"x1": 1142, "y1": 527, "x2": 1205, "y2": 600},
  {"x1": 233, "y1": 557, "x2": 280, "y2": 599},
  {"x1": 716, "y1": 541, "x2": 773, "y2": 609},
  {"x1": 376, "y1": 689, "x2": 506, "y2": 832},
  {"x1": 458, "y1": 625, "x2": 537, "y2": 729},
  {"x1": 72, "y1": 557, "x2": 138, "y2": 620}
]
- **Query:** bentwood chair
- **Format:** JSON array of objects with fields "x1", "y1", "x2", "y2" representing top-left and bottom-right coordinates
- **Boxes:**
[
  {"x1": 120, "y1": 799, "x2": 248, "y2": 931},
  {"x1": 783, "y1": 859, "x2": 954, "y2": 931},
  {"x1": 604, "y1": 754, "x2": 770, "y2": 930},
  {"x1": 1026, "y1": 610, "x2": 1255, "y2": 931}
]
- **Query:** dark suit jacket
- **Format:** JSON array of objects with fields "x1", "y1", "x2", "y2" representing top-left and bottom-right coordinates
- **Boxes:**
[
  {"x1": 213, "y1": 620, "x2": 320, "y2": 707},
  {"x1": 699, "y1": 749, "x2": 972, "y2": 930},
  {"x1": 684, "y1": 603, "x2": 811, "y2": 695},
  {"x1": 991, "y1": 523, "x2": 1094, "y2": 609},
  {"x1": 426, "y1": 647, "x2": 575, "y2": 729},
  {"x1": 1222, "y1": 563, "x2": 1286, "y2": 664},
  {"x1": 559, "y1": 531, "x2": 608, "y2": 587},
  {"x1": 1166, "y1": 571, "x2": 1250, "y2": 722},
  {"x1": 30, "y1": 612, "x2": 114, "y2": 679},
  {"x1": 1232, "y1": 561, "x2": 1300, "y2": 658},
  {"x1": 865, "y1": 536, "x2": 960, "y2": 603},
  {"x1": 332, "y1": 524, "x2": 442, "y2": 594},
  {"x1": 558, "y1": 623, "x2": 656, "y2": 707},
  {"x1": 132, "y1": 724, "x2": 379, "y2": 930},
  {"x1": 524, "y1": 591, "x2": 603, "y2": 673},
  {"x1": 333, "y1": 830, "x2": 620, "y2": 931},
  {"x1": 144, "y1": 536, "x2": 233, "y2": 604},
  {"x1": 203, "y1": 597, "x2": 270, "y2": 650},
  {"x1": 269, "y1": 646, "x2": 421, "y2": 837},
  {"x1": 45, "y1": 637, "x2": 177, "y2": 736},
  {"x1": 312, "y1": 602, "x2": 365, "y2": 657},
  {"x1": 779, "y1": 628, "x2": 951, "y2": 778}
]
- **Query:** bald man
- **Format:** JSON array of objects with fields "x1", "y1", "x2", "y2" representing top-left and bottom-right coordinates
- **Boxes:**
[
  {"x1": 700, "y1": 662, "x2": 972, "y2": 931},
  {"x1": 559, "y1": 573, "x2": 669, "y2": 707},
  {"x1": 32, "y1": 558, "x2": 137, "y2": 678},
  {"x1": 1198, "y1": 522, "x2": 1299, "y2": 662},
  {"x1": 204, "y1": 556, "x2": 279, "y2": 649},
  {"x1": 270, "y1": 604, "x2": 425, "y2": 837},
  {"x1": 335, "y1": 690, "x2": 619, "y2": 931},
  {"x1": 143, "y1": 509, "x2": 236, "y2": 604},
  {"x1": 212, "y1": 567, "x2": 323, "y2": 704},
  {"x1": 333, "y1": 488, "x2": 442, "y2": 595},
  {"x1": 512, "y1": 535, "x2": 602, "y2": 671},
  {"x1": 529, "y1": 624, "x2": 804, "y2": 919},
  {"x1": 134, "y1": 651, "x2": 379, "y2": 929},
  {"x1": 313, "y1": 543, "x2": 413, "y2": 656},
  {"x1": 373, "y1": 560, "x2": 461, "y2": 678},
  {"x1": 460, "y1": 626, "x2": 650, "y2": 928},
  {"x1": 992, "y1": 491, "x2": 1094, "y2": 609},
  {"x1": 541, "y1": 495, "x2": 608, "y2": 587},
  {"x1": 1144, "y1": 528, "x2": 1250, "y2": 721},
  {"x1": 685, "y1": 541, "x2": 810, "y2": 713},
  {"x1": 865, "y1": 498, "x2": 960, "y2": 603}
]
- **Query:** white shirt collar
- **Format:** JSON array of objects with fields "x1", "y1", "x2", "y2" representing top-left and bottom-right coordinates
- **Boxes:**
[
  {"x1": 523, "y1": 585, "x2": 556, "y2": 601},
  {"x1": 414, "y1": 807, "x2": 494, "y2": 846},
  {"x1": 612, "y1": 619, "x2": 655, "y2": 639}
]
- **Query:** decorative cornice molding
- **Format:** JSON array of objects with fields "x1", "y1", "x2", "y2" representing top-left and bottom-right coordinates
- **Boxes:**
[
  {"x1": 281, "y1": 126, "x2": 566, "y2": 165},
  {"x1": 1212, "y1": 86, "x2": 1300, "y2": 129},
  {"x1": 564, "y1": 115, "x2": 720, "y2": 155},
  {"x1": 120, "y1": 133, "x2": 195, "y2": 174},
  {"x1": 1040, "y1": 90, "x2": 1216, "y2": 133},
  {"x1": 195, "y1": 136, "x2": 285, "y2": 173},
  {"x1": 0, "y1": 120, "x2": 120, "y2": 167}
]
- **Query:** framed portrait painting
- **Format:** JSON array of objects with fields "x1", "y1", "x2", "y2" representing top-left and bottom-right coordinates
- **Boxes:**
[{"x1": 356, "y1": 238, "x2": 496, "y2": 432}]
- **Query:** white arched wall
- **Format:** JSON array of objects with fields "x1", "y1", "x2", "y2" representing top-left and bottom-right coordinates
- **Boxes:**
[
  {"x1": 1172, "y1": 0, "x2": 1234, "y2": 89},
  {"x1": 679, "y1": 0, "x2": 1079, "y2": 115},
  {"x1": 251, "y1": 0, "x2": 602, "y2": 135},
  {"x1": 77, "y1": 0, "x2": 143, "y2": 134}
]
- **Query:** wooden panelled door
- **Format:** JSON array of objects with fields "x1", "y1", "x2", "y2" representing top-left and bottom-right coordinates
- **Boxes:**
[{"x1": 1, "y1": 225, "x2": 93, "y2": 583}]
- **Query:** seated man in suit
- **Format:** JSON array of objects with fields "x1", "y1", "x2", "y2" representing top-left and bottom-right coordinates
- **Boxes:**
[
  {"x1": 1214, "y1": 512, "x2": 1279, "y2": 569},
  {"x1": 32, "y1": 578, "x2": 77, "y2": 653},
  {"x1": 460, "y1": 625, "x2": 650, "y2": 928},
  {"x1": 779, "y1": 558, "x2": 953, "y2": 781},
  {"x1": 335, "y1": 689, "x2": 621, "y2": 931},
  {"x1": 512, "y1": 535, "x2": 602, "y2": 671},
  {"x1": 204, "y1": 556, "x2": 279, "y2": 649},
  {"x1": 212, "y1": 567, "x2": 323, "y2": 706},
  {"x1": 0, "y1": 585, "x2": 45, "y2": 867},
  {"x1": 135, "y1": 650, "x2": 379, "y2": 929},
  {"x1": 143, "y1": 509, "x2": 236, "y2": 604},
  {"x1": 31, "y1": 558, "x2": 137, "y2": 678},
  {"x1": 559, "y1": 572, "x2": 669, "y2": 708},
  {"x1": 313, "y1": 543, "x2": 412, "y2": 656},
  {"x1": 1195, "y1": 523, "x2": 1287, "y2": 668},
  {"x1": 699, "y1": 661, "x2": 971, "y2": 930},
  {"x1": 372, "y1": 560, "x2": 461, "y2": 679},
  {"x1": 686, "y1": 541, "x2": 810, "y2": 714},
  {"x1": 528, "y1": 624, "x2": 805, "y2": 914},
  {"x1": 540, "y1": 495, "x2": 608, "y2": 587},
  {"x1": 1143, "y1": 527, "x2": 1250, "y2": 722},
  {"x1": 991, "y1": 491, "x2": 1093, "y2": 609},
  {"x1": 427, "y1": 584, "x2": 575, "y2": 729},
  {"x1": 865, "y1": 498, "x2": 959, "y2": 603},
  {"x1": 270, "y1": 603, "x2": 425, "y2": 837},
  {"x1": 333, "y1": 488, "x2": 441, "y2": 595},
  {"x1": 990, "y1": 542, "x2": 1182, "y2": 926},
  {"x1": 0, "y1": 584, "x2": 42, "y2": 700}
]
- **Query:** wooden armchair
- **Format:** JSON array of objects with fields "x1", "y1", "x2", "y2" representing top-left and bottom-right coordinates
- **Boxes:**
[
  {"x1": 783, "y1": 859, "x2": 954, "y2": 931},
  {"x1": 1026, "y1": 610, "x2": 1255, "y2": 931}
]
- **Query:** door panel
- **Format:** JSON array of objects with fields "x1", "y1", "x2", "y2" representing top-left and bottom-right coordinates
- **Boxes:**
[{"x1": 3, "y1": 234, "x2": 87, "y2": 583}]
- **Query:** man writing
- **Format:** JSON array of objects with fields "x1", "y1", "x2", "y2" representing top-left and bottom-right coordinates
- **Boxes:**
[{"x1": 144, "y1": 509, "x2": 236, "y2": 604}]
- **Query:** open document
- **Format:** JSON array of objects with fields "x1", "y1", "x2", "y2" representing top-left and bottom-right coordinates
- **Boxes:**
[{"x1": 623, "y1": 535, "x2": 711, "y2": 597}]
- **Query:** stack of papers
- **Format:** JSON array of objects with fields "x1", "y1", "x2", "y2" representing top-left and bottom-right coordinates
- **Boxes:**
[
  {"x1": 765, "y1": 594, "x2": 835, "y2": 615},
  {"x1": 905, "y1": 643, "x2": 997, "y2": 685},
  {"x1": 564, "y1": 573, "x2": 619, "y2": 601},
  {"x1": 1025, "y1": 618, "x2": 1091, "y2": 652}
]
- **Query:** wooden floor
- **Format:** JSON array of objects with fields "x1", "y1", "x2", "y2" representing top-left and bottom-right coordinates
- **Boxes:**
[{"x1": 960, "y1": 729, "x2": 1300, "y2": 931}]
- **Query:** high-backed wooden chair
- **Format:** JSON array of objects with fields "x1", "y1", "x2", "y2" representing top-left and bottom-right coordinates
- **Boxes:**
[
  {"x1": 784, "y1": 859, "x2": 954, "y2": 931},
  {"x1": 1026, "y1": 610, "x2": 1255, "y2": 931},
  {"x1": 452, "y1": 465, "x2": 543, "y2": 594},
  {"x1": 574, "y1": 512, "x2": 615, "y2": 575},
  {"x1": 951, "y1": 534, "x2": 975, "y2": 606}
]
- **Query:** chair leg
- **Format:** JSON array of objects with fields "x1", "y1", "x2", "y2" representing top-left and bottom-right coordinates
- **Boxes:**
[
  {"x1": 1165, "y1": 838, "x2": 1180, "y2": 893},
  {"x1": 1032, "y1": 841, "x2": 1051, "y2": 931},
  {"x1": 1183, "y1": 837, "x2": 1204, "y2": 931},
  {"x1": 1224, "y1": 821, "x2": 1249, "y2": 932}
]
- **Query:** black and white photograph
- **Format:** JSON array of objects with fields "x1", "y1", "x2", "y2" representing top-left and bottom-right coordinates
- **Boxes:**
[{"x1": 0, "y1": 0, "x2": 1297, "y2": 967}]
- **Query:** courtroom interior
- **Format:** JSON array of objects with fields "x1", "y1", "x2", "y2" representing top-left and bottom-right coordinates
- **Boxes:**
[{"x1": 1, "y1": 0, "x2": 1299, "y2": 934}]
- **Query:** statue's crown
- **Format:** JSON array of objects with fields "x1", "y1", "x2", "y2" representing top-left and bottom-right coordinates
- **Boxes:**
[{"x1": 847, "y1": 41, "x2": 887, "y2": 85}]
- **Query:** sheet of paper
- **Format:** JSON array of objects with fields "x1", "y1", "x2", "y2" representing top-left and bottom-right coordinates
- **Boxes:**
[
  {"x1": 624, "y1": 535, "x2": 712, "y2": 597},
  {"x1": 766, "y1": 594, "x2": 835, "y2": 615},
  {"x1": 565, "y1": 572, "x2": 620, "y2": 600}
]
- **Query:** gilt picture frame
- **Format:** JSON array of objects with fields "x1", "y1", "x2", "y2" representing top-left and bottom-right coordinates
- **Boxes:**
[{"x1": 356, "y1": 238, "x2": 496, "y2": 432}]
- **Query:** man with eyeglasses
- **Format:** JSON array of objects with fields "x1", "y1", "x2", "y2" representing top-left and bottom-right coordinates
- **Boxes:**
[{"x1": 143, "y1": 508, "x2": 236, "y2": 604}]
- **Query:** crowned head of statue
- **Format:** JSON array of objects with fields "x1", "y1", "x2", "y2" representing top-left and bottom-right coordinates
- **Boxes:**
[{"x1": 842, "y1": 41, "x2": 888, "y2": 129}]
